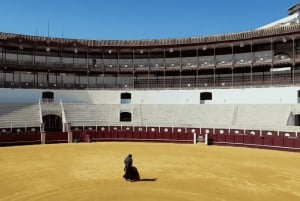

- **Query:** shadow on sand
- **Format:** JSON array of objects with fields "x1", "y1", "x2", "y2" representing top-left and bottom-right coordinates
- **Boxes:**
[{"x1": 138, "y1": 178, "x2": 158, "y2": 182}]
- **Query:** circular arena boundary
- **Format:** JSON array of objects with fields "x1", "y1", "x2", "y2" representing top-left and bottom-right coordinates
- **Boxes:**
[{"x1": 0, "y1": 126, "x2": 300, "y2": 152}]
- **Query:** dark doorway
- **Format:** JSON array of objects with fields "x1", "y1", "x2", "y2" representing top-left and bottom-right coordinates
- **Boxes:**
[
  {"x1": 42, "y1": 114, "x2": 62, "y2": 132},
  {"x1": 121, "y1": 92, "x2": 131, "y2": 104},
  {"x1": 42, "y1": 91, "x2": 54, "y2": 103},
  {"x1": 200, "y1": 92, "x2": 212, "y2": 104},
  {"x1": 295, "y1": 114, "x2": 300, "y2": 126},
  {"x1": 120, "y1": 112, "x2": 132, "y2": 122}
]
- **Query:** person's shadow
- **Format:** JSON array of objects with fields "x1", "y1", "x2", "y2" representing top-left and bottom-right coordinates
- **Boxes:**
[{"x1": 138, "y1": 178, "x2": 158, "y2": 182}]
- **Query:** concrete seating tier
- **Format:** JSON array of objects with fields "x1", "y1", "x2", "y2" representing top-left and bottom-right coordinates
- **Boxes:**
[
  {"x1": 62, "y1": 104, "x2": 296, "y2": 131},
  {"x1": 0, "y1": 103, "x2": 40, "y2": 128}
]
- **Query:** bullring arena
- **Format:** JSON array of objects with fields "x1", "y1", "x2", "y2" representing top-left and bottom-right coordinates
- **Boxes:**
[
  {"x1": 2, "y1": 2, "x2": 300, "y2": 201},
  {"x1": 1, "y1": 142, "x2": 300, "y2": 201}
]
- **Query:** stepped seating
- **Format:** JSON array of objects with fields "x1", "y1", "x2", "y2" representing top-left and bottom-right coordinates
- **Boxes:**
[
  {"x1": 138, "y1": 104, "x2": 234, "y2": 127},
  {"x1": 0, "y1": 103, "x2": 40, "y2": 128},
  {"x1": 0, "y1": 102, "x2": 292, "y2": 132},
  {"x1": 233, "y1": 104, "x2": 291, "y2": 128},
  {"x1": 61, "y1": 103, "x2": 294, "y2": 131},
  {"x1": 63, "y1": 104, "x2": 234, "y2": 128},
  {"x1": 63, "y1": 103, "x2": 119, "y2": 126},
  {"x1": 41, "y1": 102, "x2": 61, "y2": 113}
]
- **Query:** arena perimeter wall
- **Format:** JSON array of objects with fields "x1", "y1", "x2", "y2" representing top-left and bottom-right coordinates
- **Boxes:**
[{"x1": 1, "y1": 127, "x2": 299, "y2": 152}]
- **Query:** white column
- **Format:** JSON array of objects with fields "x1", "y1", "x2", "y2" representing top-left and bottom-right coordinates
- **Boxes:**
[
  {"x1": 205, "y1": 133, "x2": 209, "y2": 145},
  {"x1": 68, "y1": 131, "x2": 73, "y2": 143},
  {"x1": 41, "y1": 132, "x2": 46, "y2": 144}
]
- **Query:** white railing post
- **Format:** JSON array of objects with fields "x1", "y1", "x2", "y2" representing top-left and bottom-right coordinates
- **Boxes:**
[
  {"x1": 60, "y1": 99, "x2": 67, "y2": 132},
  {"x1": 205, "y1": 133, "x2": 209, "y2": 145},
  {"x1": 193, "y1": 132, "x2": 197, "y2": 144},
  {"x1": 38, "y1": 98, "x2": 43, "y2": 124}
]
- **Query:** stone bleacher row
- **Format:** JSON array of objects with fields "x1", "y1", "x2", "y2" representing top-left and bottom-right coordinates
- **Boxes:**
[
  {"x1": 0, "y1": 102, "x2": 300, "y2": 151},
  {"x1": 63, "y1": 103, "x2": 293, "y2": 130},
  {"x1": 0, "y1": 103, "x2": 41, "y2": 132},
  {"x1": 0, "y1": 103, "x2": 296, "y2": 132}
]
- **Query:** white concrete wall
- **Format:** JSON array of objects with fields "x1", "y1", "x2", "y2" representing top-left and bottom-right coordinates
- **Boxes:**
[{"x1": 0, "y1": 86, "x2": 299, "y2": 104}]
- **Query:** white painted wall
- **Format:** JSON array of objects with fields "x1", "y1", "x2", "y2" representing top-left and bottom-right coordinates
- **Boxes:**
[{"x1": 0, "y1": 86, "x2": 299, "y2": 104}]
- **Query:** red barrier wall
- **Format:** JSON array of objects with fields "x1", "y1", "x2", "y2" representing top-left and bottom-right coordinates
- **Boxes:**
[
  {"x1": 207, "y1": 128, "x2": 300, "y2": 151},
  {"x1": 0, "y1": 132, "x2": 41, "y2": 146},
  {"x1": 235, "y1": 135, "x2": 244, "y2": 144},
  {"x1": 244, "y1": 135, "x2": 254, "y2": 144},
  {"x1": 141, "y1": 130, "x2": 148, "y2": 140},
  {"x1": 283, "y1": 138, "x2": 295, "y2": 148},
  {"x1": 45, "y1": 132, "x2": 68, "y2": 143},
  {"x1": 273, "y1": 136, "x2": 284, "y2": 147},
  {"x1": 253, "y1": 135, "x2": 264, "y2": 145},
  {"x1": 226, "y1": 135, "x2": 235, "y2": 143},
  {"x1": 263, "y1": 136, "x2": 273, "y2": 146},
  {"x1": 294, "y1": 139, "x2": 300, "y2": 148},
  {"x1": 216, "y1": 133, "x2": 226, "y2": 142},
  {"x1": 154, "y1": 128, "x2": 163, "y2": 140},
  {"x1": 186, "y1": 128, "x2": 200, "y2": 141},
  {"x1": 245, "y1": 129, "x2": 260, "y2": 135},
  {"x1": 149, "y1": 127, "x2": 159, "y2": 140},
  {"x1": 118, "y1": 130, "x2": 126, "y2": 139},
  {"x1": 159, "y1": 127, "x2": 170, "y2": 141},
  {"x1": 0, "y1": 126, "x2": 299, "y2": 151}
]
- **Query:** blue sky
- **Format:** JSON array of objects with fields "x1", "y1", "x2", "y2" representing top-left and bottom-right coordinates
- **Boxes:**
[{"x1": 0, "y1": 0, "x2": 298, "y2": 40}]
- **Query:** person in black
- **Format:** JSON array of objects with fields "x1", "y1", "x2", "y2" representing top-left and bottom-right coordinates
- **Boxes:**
[
  {"x1": 123, "y1": 154, "x2": 133, "y2": 181},
  {"x1": 124, "y1": 154, "x2": 133, "y2": 171},
  {"x1": 123, "y1": 154, "x2": 140, "y2": 181}
]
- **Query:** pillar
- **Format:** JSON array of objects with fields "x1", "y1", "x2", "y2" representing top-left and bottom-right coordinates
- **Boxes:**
[
  {"x1": 41, "y1": 132, "x2": 46, "y2": 144},
  {"x1": 68, "y1": 131, "x2": 73, "y2": 143}
]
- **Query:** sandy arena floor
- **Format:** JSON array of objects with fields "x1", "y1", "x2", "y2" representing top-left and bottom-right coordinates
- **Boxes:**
[{"x1": 1, "y1": 142, "x2": 300, "y2": 201}]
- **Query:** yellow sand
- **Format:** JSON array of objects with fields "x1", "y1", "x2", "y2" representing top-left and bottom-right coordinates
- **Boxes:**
[{"x1": 1, "y1": 142, "x2": 300, "y2": 201}]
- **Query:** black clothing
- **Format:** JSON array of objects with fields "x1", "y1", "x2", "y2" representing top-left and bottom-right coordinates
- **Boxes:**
[
  {"x1": 123, "y1": 154, "x2": 140, "y2": 181},
  {"x1": 124, "y1": 155, "x2": 133, "y2": 169}
]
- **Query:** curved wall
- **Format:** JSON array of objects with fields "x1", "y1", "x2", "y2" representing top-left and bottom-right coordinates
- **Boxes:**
[{"x1": 0, "y1": 86, "x2": 299, "y2": 104}]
